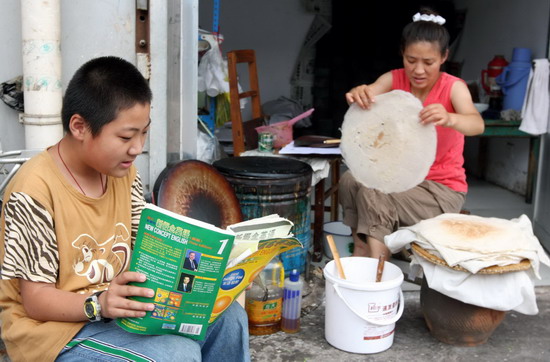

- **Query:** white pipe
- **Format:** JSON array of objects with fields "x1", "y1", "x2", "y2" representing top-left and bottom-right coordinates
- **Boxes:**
[
  {"x1": 21, "y1": 0, "x2": 63, "y2": 150},
  {"x1": 148, "y1": 0, "x2": 168, "y2": 192},
  {"x1": 179, "y1": 0, "x2": 198, "y2": 159}
]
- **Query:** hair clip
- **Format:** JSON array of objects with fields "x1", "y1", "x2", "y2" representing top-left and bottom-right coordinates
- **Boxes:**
[{"x1": 412, "y1": 13, "x2": 446, "y2": 25}]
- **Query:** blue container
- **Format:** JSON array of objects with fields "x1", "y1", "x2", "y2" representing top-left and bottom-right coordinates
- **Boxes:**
[
  {"x1": 213, "y1": 156, "x2": 312, "y2": 276},
  {"x1": 511, "y1": 47, "x2": 532, "y2": 63},
  {"x1": 496, "y1": 48, "x2": 532, "y2": 111}
]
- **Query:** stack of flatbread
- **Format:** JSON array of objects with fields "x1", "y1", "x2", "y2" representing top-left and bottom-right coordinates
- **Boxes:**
[
  {"x1": 385, "y1": 213, "x2": 550, "y2": 314},
  {"x1": 387, "y1": 213, "x2": 549, "y2": 275},
  {"x1": 340, "y1": 90, "x2": 436, "y2": 193}
]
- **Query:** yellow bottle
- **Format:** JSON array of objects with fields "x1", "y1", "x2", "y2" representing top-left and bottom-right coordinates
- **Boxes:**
[{"x1": 245, "y1": 255, "x2": 284, "y2": 335}]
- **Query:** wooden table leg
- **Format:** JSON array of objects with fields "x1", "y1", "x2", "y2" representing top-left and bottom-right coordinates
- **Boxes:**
[
  {"x1": 330, "y1": 159, "x2": 340, "y2": 221},
  {"x1": 478, "y1": 138, "x2": 489, "y2": 179},
  {"x1": 526, "y1": 136, "x2": 540, "y2": 204},
  {"x1": 312, "y1": 178, "x2": 325, "y2": 262}
]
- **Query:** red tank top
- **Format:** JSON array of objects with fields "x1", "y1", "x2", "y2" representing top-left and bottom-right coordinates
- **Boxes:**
[{"x1": 391, "y1": 69, "x2": 467, "y2": 192}]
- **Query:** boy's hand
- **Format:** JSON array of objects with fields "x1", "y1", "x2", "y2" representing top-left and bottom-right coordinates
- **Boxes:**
[{"x1": 99, "y1": 271, "x2": 155, "y2": 319}]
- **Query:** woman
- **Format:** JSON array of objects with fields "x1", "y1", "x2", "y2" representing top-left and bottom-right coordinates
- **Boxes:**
[{"x1": 339, "y1": 8, "x2": 485, "y2": 260}]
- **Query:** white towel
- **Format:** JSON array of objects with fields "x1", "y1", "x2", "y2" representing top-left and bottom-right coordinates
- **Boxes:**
[
  {"x1": 412, "y1": 254, "x2": 539, "y2": 314},
  {"x1": 384, "y1": 213, "x2": 550, "y2": 314},
  {"x1": 520, "y1": 59, "x2": 549, "y2": 135},
  {"x1": 385, "y1": 213, "x2": 550, "y2": 277}
]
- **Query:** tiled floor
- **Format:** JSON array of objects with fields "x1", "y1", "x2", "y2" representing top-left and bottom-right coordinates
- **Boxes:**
[{"x1": 464, "y1": 176, "x2": 534, "y2": 220}]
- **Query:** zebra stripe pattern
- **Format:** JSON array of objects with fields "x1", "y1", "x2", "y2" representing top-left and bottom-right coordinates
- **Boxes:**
[{"x1": 1, "y1": 192, "x2": 58, "y2": 282}]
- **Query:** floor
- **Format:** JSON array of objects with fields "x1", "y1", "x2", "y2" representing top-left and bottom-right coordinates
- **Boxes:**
[{"x1": 249, "y1": 176, "x2": 550, "y2": 361}]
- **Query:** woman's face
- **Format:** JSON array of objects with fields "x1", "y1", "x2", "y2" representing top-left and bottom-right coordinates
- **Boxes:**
[{"x1": 403, "y1": 41, "x2": 448, "y2": 91}]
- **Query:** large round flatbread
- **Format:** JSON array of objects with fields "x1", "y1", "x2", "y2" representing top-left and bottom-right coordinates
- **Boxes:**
[
  {"x1": 414, "y1": 214, "x2": 530, "y2": 253},
  {"x1": 340, "y1": 90, "x2": 437, "y2": 193}
]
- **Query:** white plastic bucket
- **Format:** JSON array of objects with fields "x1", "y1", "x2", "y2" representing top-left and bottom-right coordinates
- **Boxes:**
[
  {"x1": 323, "y1": 257, "x2": 405, "y2": 354},
  {"x1": 323, "y1": 221, "x2": 353, "y2": 259}
]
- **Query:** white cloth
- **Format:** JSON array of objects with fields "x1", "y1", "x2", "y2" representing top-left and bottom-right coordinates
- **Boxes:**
[
  {"x1": 385, "y1": 213, "x2": 550, "y2": 314},
  {"x1": 385, "y1": 213, "x2": 550, "y2": 277},
  {"x1": 520, "y1": 59, "x2": 549, "y2": 135},
  {"x1": 410, "y1": 253, "x2": 539, "y2": 314}
]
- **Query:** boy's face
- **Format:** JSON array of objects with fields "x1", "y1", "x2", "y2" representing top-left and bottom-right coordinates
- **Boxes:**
[{"x1": 82, "y1": 102, "x2": 151, "y2": 178}]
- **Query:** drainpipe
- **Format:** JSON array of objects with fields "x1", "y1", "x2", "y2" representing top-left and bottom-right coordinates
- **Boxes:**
[{"x1": 21, "y1": 0, "x2": 63, "y2": 150}]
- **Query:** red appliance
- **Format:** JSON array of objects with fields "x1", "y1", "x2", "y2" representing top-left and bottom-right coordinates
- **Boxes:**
[{"x1": 481, "y1": 55, "x2": 509, "y2": 93}]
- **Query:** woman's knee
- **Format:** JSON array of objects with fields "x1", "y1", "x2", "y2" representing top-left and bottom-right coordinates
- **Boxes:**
[{"x1": 339, "y1": 171, "x2": 360, "y2": 200}]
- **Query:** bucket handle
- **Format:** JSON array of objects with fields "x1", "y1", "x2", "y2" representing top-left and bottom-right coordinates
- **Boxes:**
[{"x1": 333, "y1": 284, "x2": 405, "y2": 326}]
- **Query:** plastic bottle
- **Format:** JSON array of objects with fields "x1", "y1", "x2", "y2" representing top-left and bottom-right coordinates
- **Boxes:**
[
  {"x1": 245, "y1": 255, "x2": 284, "y2": 335},
  {"x1": 281, "y1": 269, "x2": 304, "y2": 333}
]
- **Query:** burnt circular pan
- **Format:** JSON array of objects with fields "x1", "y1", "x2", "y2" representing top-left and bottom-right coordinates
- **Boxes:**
[{"x1": 157, "y1": 160, "x2": 243, "y2": 229}]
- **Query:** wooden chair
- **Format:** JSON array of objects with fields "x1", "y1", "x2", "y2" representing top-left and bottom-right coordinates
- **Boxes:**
[
  {"x1": 227, "y1": 49, "x2": 264, "y2": 156},
  {"x1": 226, "y1": 49, "x2": 341, "y2": 263}
]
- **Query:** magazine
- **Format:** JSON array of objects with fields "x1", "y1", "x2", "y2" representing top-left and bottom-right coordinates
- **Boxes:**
[{"x1": 116, "y1": 203, "x2": 302, "y2": 340}]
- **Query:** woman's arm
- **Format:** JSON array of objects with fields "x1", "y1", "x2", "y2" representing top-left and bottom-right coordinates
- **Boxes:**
[
  {"x1": 20, "y1": 271, "x2": 155, "y2": 322},
  {"x1": 345, "y1": 72, "x2": 393, "y2": 109},
  {"x1": 419, "y1": 81, "x2": 485, "y2": 136}
]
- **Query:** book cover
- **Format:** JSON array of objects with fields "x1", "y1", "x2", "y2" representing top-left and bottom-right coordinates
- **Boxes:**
[{"x1": 117, "y1": 204, "x2": 302, "y2": 340}]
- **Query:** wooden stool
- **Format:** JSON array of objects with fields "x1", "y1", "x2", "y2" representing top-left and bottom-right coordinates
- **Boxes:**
[{"x1": 411, "y1": 243, "x2": 531, "y2": 346}]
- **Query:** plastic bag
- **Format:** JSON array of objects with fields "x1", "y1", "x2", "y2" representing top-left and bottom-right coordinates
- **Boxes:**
[{"x1": 196, "y1": 126, "x2": 224, "y2": 164}]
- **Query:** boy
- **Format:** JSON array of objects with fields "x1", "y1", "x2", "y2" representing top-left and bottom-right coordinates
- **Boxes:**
[{"x1": 0, "y1": 56, "x2": 250, "y2": 361}]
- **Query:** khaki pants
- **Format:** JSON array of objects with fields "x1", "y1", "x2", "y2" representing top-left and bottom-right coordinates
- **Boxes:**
[{"x1": 339, "y1": 171, "x2": 466, "y2": 242}]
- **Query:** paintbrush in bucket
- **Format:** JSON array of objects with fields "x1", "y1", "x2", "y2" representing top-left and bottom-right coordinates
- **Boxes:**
[
  {"x1": 326, "y1": 234, "x2": 346, "y2": 279},
  {"x1": 375, "y1": 254, "x2": 385, "y2": 282}
]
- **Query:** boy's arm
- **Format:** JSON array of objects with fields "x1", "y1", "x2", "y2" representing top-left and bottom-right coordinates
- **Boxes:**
[{"x1": 20, "y1": 271, "x2": 156, "y2": 322}]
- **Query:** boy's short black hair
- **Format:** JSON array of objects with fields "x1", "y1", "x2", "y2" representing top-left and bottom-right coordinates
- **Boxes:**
[
  {"x1": 61, "y1": 56, "x2": 152, "y2": 136},
  {"x1": 401, "y1": 7, "x2": 450, "y2": 57}
]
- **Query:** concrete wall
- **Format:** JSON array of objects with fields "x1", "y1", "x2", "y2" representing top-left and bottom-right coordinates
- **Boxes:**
[
  {"x1": 198, "y1": 0, "x2": 315, "y2": 104},
  {"x1": 455, "y1": 0, "x2": 550, "y2": 195},
  {"x1": 0, "y1": 0, "x2": 174, "y2": 192},
  {"x1": 0, "y1": 1, "x2": 138, "y2": 150},
  {"x1": 0, "y1": 1, "x2": 25, "y2": 153},
  {"x1": 454, "y1": 0, "x2": 550, "y2": 81}
]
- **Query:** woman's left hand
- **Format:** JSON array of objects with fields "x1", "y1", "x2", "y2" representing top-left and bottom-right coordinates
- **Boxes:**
[{"x1": 419, "y1": 103, "x2": 454, "y2": 128}]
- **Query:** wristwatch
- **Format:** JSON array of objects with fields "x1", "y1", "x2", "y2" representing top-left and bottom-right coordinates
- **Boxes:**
[{"x1": 84, "y1": 291, "x2": 105, "y2": 322}]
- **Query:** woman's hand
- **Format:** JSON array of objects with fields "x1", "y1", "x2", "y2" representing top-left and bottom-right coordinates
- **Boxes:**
[
  {"x1": 419, "y1": 103, "x2": 453, "y2": 127},
  {"x1": 344, "y1": 73, "x2": 393, "y2": 110},
  {"x1": 345, "y1": 85, "x2": 377, "y2": 109},
  {"x1": 99, "y1": 271, "x2": 156, "y2": 319}
]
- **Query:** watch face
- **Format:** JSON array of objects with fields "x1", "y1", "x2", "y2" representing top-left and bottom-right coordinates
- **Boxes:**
[{"x1": 85, "y1": 301, "x2": 96, "y2": 319}]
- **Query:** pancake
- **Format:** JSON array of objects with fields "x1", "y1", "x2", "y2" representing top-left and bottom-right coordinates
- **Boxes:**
[{"x1": 340, "y1": 90, "x2": 436, "y2": 193}]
